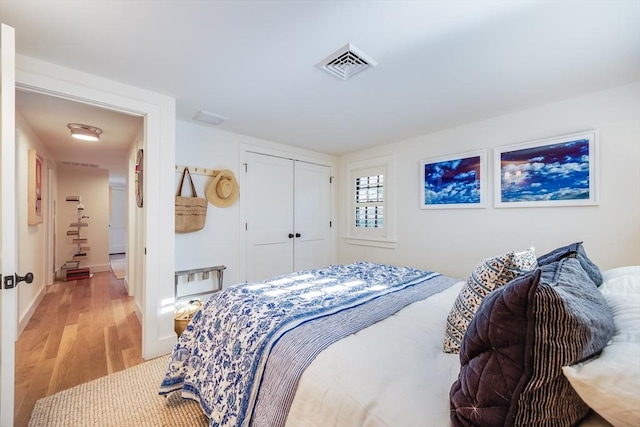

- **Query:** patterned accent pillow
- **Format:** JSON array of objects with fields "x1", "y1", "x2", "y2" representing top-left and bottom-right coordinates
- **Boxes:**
[{"x1": 443, "y1": 248, "x2": 537, "y2": 354}]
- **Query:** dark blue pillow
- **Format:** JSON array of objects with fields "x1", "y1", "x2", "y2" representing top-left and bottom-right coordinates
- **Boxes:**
[{"x1": 537, "y1": 241, "x2": 603, "y2": 286}]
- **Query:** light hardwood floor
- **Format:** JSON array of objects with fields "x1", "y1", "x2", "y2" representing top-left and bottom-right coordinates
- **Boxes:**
[{"x1": 14, "y1": 269, "x2": 143, "y2": 427}]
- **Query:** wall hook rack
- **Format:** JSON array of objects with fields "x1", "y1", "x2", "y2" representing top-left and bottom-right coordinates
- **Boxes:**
[{"x1": 175, "y1": 165, "x2": 220, "y2": 178}]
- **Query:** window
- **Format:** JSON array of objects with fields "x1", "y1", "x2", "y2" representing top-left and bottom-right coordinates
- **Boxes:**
[
  {"x1": 346, "y1": 155, "x2": 396, "y2": 248},
  {"x1": 354, "y1": 174, "x2": 384, "y2": 228}
]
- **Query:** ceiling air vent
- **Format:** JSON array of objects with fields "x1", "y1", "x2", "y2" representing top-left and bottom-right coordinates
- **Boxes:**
[
  {"x1": 193, "y1": 110, "x2": 228, "y2": 126},
  {"x1": 317, "y1": 43, "x2": 377, "y2": 81}
]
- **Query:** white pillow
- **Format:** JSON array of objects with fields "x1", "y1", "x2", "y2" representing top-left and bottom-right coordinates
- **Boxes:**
[
  {"x1": 563, "y1": 268, "x2": 640, "y2": 427},
  {"x1": 600, "y1": 266, "x2": 640, "y2": 294}
]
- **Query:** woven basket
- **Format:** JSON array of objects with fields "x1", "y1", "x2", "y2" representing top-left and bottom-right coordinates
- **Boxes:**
[{"x1": 174, "y1": 300, "x2": 202, "y2": 336}]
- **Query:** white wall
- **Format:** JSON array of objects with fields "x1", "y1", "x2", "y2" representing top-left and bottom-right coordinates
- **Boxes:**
[
  {"x1": 16, "y1": 112, "x2": 55, "y2": 331},
  {"x1": 174, "y1": 120, "x2": 338, "y2": 294},
  {"x1": 56, "y1": 165, "x2": 110, "y2": 274},
  {"x1": 174, "y1": 121, "x2": 242, "y2": 293},
  {"x1": 338, "y1": 82, "x2": 640, "y2": 279}
]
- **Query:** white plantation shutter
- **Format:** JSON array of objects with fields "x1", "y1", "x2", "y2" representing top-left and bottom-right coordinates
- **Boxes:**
[
  {"x1": 346, "y1": 155, "x2": 396, "y2": 247},
  {"x1": 354, "y1": 171, "x2": 384, "y2": 229}
]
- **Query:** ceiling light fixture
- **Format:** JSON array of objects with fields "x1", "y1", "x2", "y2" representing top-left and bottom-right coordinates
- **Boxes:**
[{"x1": 67, "y1": 123, "x2": 103, "y2": 142}]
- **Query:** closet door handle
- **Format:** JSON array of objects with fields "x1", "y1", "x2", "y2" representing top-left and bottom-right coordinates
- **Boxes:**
[
  {"x1": 288, "y1": 233, "x2": 294, "y2": 239},
  {"x1": 295, "y1": 233, "x2": 301, "y2": 238}
]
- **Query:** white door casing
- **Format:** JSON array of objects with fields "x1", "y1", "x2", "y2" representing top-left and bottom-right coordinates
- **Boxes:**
[{"x1": 1, "y1": 22, "x2": 17, "y2": 427}]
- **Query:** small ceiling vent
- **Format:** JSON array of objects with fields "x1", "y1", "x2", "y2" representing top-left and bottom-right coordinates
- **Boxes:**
[
  {"x1": 193, "y1": 110, "x2": 228, "y2": 126},
  {"x1": 317, "y1": 43, "x2": 377, "y2": 81}
]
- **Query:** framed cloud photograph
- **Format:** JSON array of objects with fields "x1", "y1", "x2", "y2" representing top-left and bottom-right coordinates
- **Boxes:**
[
  {"x1": 420, "y1": 150, "x2": 486, "y2": 209},
  {"x1": 494, "y1": 130, "x2": 598, "y2": 208}
]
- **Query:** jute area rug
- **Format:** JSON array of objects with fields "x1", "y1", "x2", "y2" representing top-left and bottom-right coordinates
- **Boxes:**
[{"x1": 29, "y1": 355, "x2": 208, "y2": 427}]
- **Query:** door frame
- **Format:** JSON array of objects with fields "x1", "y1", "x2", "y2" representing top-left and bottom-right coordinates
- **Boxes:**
[
  {"x1": 15, "y1": 54, "x2": 177, "y2": 359},
  {"x1": 1, "y1": 22, "x2": 18, "y2": 427},
  {"x1": 46, "y1": 166, "x2": 56, "y2": 286}
]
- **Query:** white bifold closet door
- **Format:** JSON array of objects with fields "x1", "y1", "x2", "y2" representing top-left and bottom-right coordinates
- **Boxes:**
[{"x1": 245, "y1": 152, "x2": 331, "y2": 283}]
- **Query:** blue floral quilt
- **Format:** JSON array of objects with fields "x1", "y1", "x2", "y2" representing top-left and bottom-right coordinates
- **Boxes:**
[{"x1": 159, "y1": 262, "x2": 455, "y2": 427}]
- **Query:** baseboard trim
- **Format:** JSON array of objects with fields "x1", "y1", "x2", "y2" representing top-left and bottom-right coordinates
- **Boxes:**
[
  {"x1": 89, "y1": 263, "x2": 111, "y2": 273},
  {"x1": 18, "y1": 284, "x2": 46, "y2": 336},
  {"x1": 134, "y1": 300, "x2": 142, "y2": 325}
]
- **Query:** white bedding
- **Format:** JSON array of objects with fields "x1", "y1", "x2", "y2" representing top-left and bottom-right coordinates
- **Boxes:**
[
  {"x1": 286, "y1": 280, "x2": 615, "y2": 427},
  {"x1": 286, "y1": 281, "x2": 464, "y2": 427}
]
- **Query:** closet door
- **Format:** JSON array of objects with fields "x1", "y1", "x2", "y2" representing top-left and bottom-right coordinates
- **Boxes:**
[
  {"x1": 245, "y1": 152, "x2": 294, "y2": 282},
  {"x1": 245, "y1": 153, "x2": 332, "y2": 282},
  {"x1": 293, "y1": 161, "x2": 331, "y2": 272}
]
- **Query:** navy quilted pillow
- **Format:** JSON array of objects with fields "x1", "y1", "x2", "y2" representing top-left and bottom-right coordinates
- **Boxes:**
[{"x1": 450, "y1": 257, "x2": 614, "y2": 427}]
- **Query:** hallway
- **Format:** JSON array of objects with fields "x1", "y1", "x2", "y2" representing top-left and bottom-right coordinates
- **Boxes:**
[{"x1": 14, "y1": 268, "x2": 143, "y2": 426}]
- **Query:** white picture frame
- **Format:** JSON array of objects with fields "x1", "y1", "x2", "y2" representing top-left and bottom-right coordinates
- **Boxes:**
[
  {"x1": 420, "y1": 150, "x2": 486, "y2": 209},
  {"x1": 494, "y1": 130, "x2": 599, "y2": 208}
]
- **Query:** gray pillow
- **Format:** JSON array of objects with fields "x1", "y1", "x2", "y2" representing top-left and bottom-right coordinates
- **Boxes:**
[{"x1": 537, "y1": 241, "x2": 603, "y2": 286}]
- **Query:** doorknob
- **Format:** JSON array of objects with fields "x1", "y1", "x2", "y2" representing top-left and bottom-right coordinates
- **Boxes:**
[
  {"x1": 288, "y1": 233, "x2": 294, "y2": 238},
  {"x1": 3, "y1": 272, "x2": 34, "y2": 289},
  {"x1": 295, "y1": 233, "x2": 301, "y2": 238},
  {"x1": 17, "y1": 272, "x2": 34, "y2": 284}
]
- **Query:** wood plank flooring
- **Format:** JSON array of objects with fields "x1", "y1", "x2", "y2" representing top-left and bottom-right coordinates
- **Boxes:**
[{"x1": 14, "y1": 270, "x2": 143, "y2": 427}]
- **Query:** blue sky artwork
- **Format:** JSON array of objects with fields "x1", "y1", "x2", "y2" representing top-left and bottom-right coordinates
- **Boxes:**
[
  {"x1": 500, "y1": 138, "x2": 590, "y2": 202},
  {"x1": 424, "y1": 156, "x2": 481, "y2": 205}
]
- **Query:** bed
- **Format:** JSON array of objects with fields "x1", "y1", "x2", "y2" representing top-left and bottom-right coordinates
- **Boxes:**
[{"x1": 160, "y1": 243, "x2": 640, "y2": 427}]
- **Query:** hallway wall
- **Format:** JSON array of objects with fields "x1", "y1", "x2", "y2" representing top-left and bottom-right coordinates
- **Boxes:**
[
  {"x1": 16, "y1": 112, "x2": 56, "y2": 332},
  {"x1": 56, "y1": 165, "x2": 111, "y2": 276}
]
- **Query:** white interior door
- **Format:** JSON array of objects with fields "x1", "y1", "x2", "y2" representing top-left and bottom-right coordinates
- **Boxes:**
[
  {"x1": 245, "y1": 152, "x2": 333, "y2": 282},
  {"x1": 109, "y1": 186, "x2": 126, "y2": 254},
  {"x1": 245, "y1": 152, "x2": 294, "y2": 282},
  {"x1": 1, "y1": 22, "x2": 17, "y2": 427},
  {"x1": 293, "y1": 161, "x2": 331, "y2": 271}
]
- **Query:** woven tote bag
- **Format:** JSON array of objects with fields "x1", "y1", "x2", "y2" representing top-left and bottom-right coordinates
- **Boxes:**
[{"x1": 175, "y1": 167, "x2": 207, "y2": 233}]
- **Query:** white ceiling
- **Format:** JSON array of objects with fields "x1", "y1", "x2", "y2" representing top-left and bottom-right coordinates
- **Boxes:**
[
  {"x1": 16, "y1": 91, "x2": 142, "y2": 182},
  {"x1": 2, "y1": 1, "x2": 639, "y2": 177}
]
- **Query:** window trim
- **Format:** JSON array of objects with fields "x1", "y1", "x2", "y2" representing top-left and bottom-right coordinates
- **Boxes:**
[{"x1": 345, "y1": 155, "x2": 396, "y2": 248}]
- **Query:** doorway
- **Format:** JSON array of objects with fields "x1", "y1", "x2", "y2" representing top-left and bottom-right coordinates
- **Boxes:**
[
  {"x1": 15, "y1": 88, "x2": 141, "y2": 298},
  {"x1": 15, "y1": 53, "x2": 177, "y2": 368},
  {"x1": 14, "y1": 89, "x2": 143, "y2": 425},
  {"x1": 4, "y1": 52, "x2": 175, "y2": 427},
  {"x1": 109, "y1": 185, "x2": 127, "y2": 256}
]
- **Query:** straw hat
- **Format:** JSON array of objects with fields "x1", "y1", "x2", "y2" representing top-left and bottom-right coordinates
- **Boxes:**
[{"x1": 206, "y1": 169, "x2": 240, "y2": 207}]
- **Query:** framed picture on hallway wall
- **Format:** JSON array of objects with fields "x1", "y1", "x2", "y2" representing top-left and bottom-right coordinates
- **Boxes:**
[
  {"x1": 419, "y1": 150, "x2": 486, "y2": 209},
  {"x1": 494, "y1": 130, "x2": 599, "y2": 208},
  {"x1": 28, "y1": 149, "x2": 44, "y2": 225}
]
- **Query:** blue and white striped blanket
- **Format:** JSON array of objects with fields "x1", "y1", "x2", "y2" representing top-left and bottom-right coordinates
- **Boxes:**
[{"x1": 159, "y1": 262, "x2": 456, "y2": 427}]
